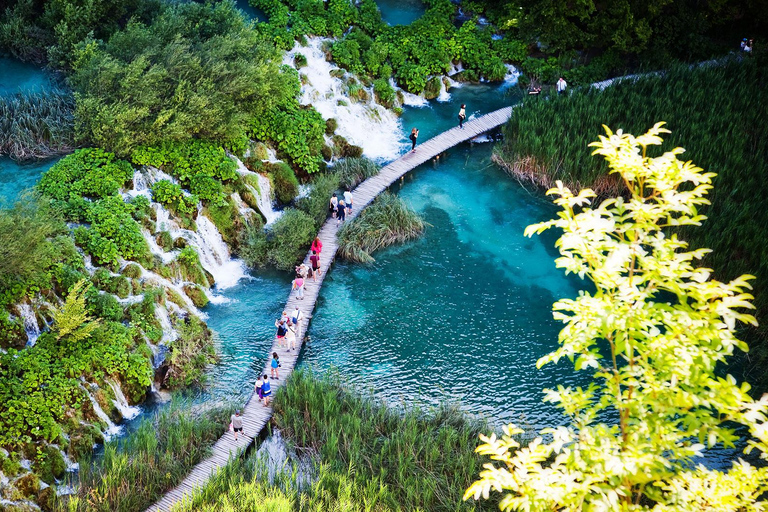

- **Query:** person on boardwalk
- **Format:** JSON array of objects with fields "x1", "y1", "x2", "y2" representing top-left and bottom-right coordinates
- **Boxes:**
[
  {"x1": 329, "y1": 193, "x2": 338, "y2": 218},
  {"x1": 556, "y1": 77, "x2": 567, "y2": 95},
  {"x1": 275, "y1": 316, "x2": 287, "y2": 348},
  {"x1": 230, "y1": 410, "x2": 243, "y2": 441},
  {"x1": 285, "y1": 320, "x2": 297, "y2": 351},
  {"x1": 261, "y1": 374, "x2": 272, "y2": 406},
  {"x1": 311, "y1": 236, "x2": 323, "y2": 255},
  {"x1": 409, "y1": 128, "x2": 419, "y2": 152},
  {"x1": 310, "y1": 250, "x2": 321, "y2": 281},
  {"x1": 292, "y1": 306, "x2": 303, "y2": 328},
  {"x1": 458, "y1": 104, "x2": 466, "y2": 128},
  {"x1": 344, "y1": 188, "x2": 353, "y2": 215},
  {"x1": 255, "y1": 376, "x2": 263, "y2": 402},
  {"x1": 337, "y1": 199, "x2": 346, "y2": 226},
  {"x1": 271, "y1": 351, "x2": 280, "y2": 379},
  {"x1": 292, "y1": 274, "x2": 305, "y2": 300}
]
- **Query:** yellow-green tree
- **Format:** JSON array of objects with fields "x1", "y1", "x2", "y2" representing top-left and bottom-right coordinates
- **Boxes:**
[{"x1": 466, "y1": 123, "x2": 768, "y2": 510}]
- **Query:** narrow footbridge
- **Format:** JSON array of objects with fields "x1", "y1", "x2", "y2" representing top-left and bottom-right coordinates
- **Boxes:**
[{"x1": 147, "y1": 105, "x2": 514, "y2": 511}]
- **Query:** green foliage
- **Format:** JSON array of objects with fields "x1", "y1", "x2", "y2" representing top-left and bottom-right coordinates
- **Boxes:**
[
  {"x1": 183, "y1": 284, "x2": 209, "y2": 309},
  {"x1": 70, "y1": 0, "x2": 293, "y2": 155},
  {"x1": 467, "y1": 125, "x2": 768, "y2": 510},
  {"x1": 165, "y1": 316, "x2": 216, "y2": 389},
  {"x1": 324, "y1": 117, "x2": 338, "y2": 135},
  {"x1": 333, "y1": 156, "x2": 379, "y2": 189},
  {"x1": 373, "y1": 78, "x2": 395, "y2": 108},
  {"x1": 52, "y1": 279, "x2": 100, "y2": 343},
  {"x1": 269, "y1": 162, "x2": 300, "y2": 204},
  {"x1": 62, "y1": 401, "x2": 233, "y2": 512},
  {"x1": 131, "y1": 141, "x2": 238, "y2": 185},
  {"x1": 496, "y1": 60, "x2": 768, "y2": 375},
  {"x1": 205, "y1": 200, "x2": 241, "y2": 247},
  {"x1": 38, "y1": 148, "x2": 133, "y2": 201},
  {"x1": 35, "y1": 444, "x2": 66, "y2": 484},
  {"x1": 151, "y1": 180, "x2": 198, "y2": 220},
  {"x1": 251, "y1": 103, "x2": 325, "y2": 175},
  {"x1": 296, "y1": 171, "x2": 341, "y2": 229},
  {"x1": 239, "y1": 208, "x2": 315, "y2": 271},
  {"x1": 0, "y1": 89, "x2": 75, "y2": 160},
  {"x1": 338, "y1": 193, "x2": 425, "y2": 263}
]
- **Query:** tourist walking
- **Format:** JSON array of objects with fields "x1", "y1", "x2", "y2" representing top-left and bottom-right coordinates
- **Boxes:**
[
  {"x1": 329, "y1": 193, "x2": 338, "y2": 218},
  {"x1": 409, "y1": 128, "x2": 419, "y2": 152},
  {"x1": 458, "y1": 104, "x2": 466, "y2": 128},
  {"x1": 230, "y1": 410, "x2": 243, "y2": 441},
  {"x1": 311, "y1": 236, "x2": 323, "y2": 255},
  {"x1": 275, "y1": 316, "x2": 287, "y2": 348},
  {"x1": 292, "y1": 306, "x2": 303, "y2": 327},
  {"x1": 255, "y1": 376, "x2": 263, "y2": 402},
  {"x1": 271, "y1": 351, "x2": 280, "y2": 379},
  {"x1": 556, "y1": 77, "x2": 567, "y2": 95},
  {"x1": 285, "y1": 320, "x2": 297, "y2": 351},
  {"x1": 292, "y1": 274, "x2": 305, "y2": 300},
  {"x1": 310, "y1": 250, "x2": 321, "y2": 281},
  {"x1": 344, "y1": 188, "x2": 353, "y2": 215},
  {"x1": 261, "y1": 375, "x2": 272, "y2": 406},
  {"x1": 337, "y1": 200, "x2": 346, "y2": 226}
]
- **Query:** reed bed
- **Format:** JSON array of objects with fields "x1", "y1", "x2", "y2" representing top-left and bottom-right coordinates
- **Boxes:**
[
  {"x1": 0, "y1": 89, "x2": 75, "y2": 160},
  {"x1": 333, "y1": 157, "x2": 380, "y2": 189},
  {"x1": 498, "y1": 58, "x2": 768, "y2": 378},
  {"x1": 337, "y1": 192, "x2": 425, "y2": 263},
  {"x1": 60, "y1": 400, "x2": 234, "y2": 512},
  {"x1": 175, "y1": 370, "x2": 499, "y2": 512}
]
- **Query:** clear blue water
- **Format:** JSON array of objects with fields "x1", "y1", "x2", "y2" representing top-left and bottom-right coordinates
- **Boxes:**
[
  {"x1": 375, "y1": 0, "x2": 425, "y2": 26},
  {"x1": 0, "y1": 57, "x2": 52, "y2": 96},
  {"x1": 0, "y1": 156, "x2": 61, "y2": 204},
  {"x1": 234, "y1": 0, "x2": 267, "y2": 22}
]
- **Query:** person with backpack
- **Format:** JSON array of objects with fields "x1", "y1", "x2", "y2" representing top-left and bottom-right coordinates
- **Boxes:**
[
  {"x1": 271, "y1": 351, "x2": 281, "y2": 379},
  {"x1": 409, "y1": 128, "x2": 419, "y2": 152},
  {"x1": 261, "y1": 374, "x2": 272, "y2": 406},
  {"x1": 310, "y1": 250, "x2": 321, "y2": 281}
]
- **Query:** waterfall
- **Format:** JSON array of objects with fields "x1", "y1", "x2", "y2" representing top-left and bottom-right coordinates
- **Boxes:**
[
  {"x1": 502, "y1": 64, "x2": 520, "y2": 88},
  {"x1": 286, "y1": 38, "x2": 403, "y2": 161},
  {"x1": 17, "y1": 303, "x2": 40, "y2": 347},
  {"x1": 233, "y1": 157, "x2": 282, "y2": 225},
  {"x1": 82, "y1": 386, "x2": 122, "y2": 440},
  {"x1": 108, "y1": 379, "x2": 141, "y2": 421},
  {"x1": 436, "y1": 77, "x2": 451, "y2": 102},
  {"x1": 193, "y1": 213, "x2": 247, "y2": 289},
  {"x1": 141, "y1": 268, "x2": 205, "y2": 317},
  {"x1": 155, "y1": 304, "x2": 178, "y2": 344}
]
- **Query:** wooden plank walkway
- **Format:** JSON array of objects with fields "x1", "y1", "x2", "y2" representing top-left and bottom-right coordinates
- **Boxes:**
[{"x1": 146, "y1": 105, "x2": 514, "y2": 512}]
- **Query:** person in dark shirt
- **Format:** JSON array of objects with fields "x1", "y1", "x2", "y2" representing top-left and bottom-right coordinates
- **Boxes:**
[
  {"x1": 337, "y1": 200, "x2": 346, "y2": 226},
  {"x1": 310, "y1": 250, "x2": 321, "y2": 281}
]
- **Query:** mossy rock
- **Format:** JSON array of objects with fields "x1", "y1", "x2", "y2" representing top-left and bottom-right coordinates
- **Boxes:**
[
  {"x1": 156, "y1": 231, "x2": 173, "y2": 251},
  {"x1": 424, "y1": 76, "x2": 442, "y2": 100},
  {"x1": 121, "y1": 263, "x2": 142, "y2": 279},
  {"x1": 325, "y1": 118, "x2": 338, "y2": 135},
  {"x1": 392, "y1": 107, "x2": 404, "y2": 117},
  {"x1": 346, "y1": 145, "x2": 364, "y2": 158},
  {"x1": 337, "y1": 99, "x2": 348, "y2": 107},
  {"x1": 268, "y1": 162, "x2": 299, "y2": 204},
  {"x1": 166, "y1": 288, "x2": 187, "y2": 309},
  {"x1": 183, "y1": 284, "x2": 209, "y2": 308},
  {"x1": 113, "y1": 276, "x2": 131, "y2": 299},
  {"x1": 37, "y1": 486, "x2": 55, "y2": 512},
  {"x1": 294, "y1": 53, "x2": 307, "y2": 68},
  {"x1": 396, "y1": 90, "x2": 405, "y2": 105},
  {"x1": 173, "y1": 237, "x2": 187, "y2": 249},
  {"x1": 15, "y1": 473, "x2": 40, "y2": 498},
  {"x1": 34, "y1": 446, "x2": 66, "y2": 484},
  {"x1": 330, "y1": 69, "x2": 345, "y2": 79},
  {"x1": 204, "y1": 269, "x2": 215, "y2": 287},
  {"x1": 0, "y1": 315, "x2": 26, "y2": 350},
  {"x1": 141, "y1": 217, "x2": 156, "y2": 233},
  {"x1": 130, "y1": 278, "x2": 141, "y2": 295},
  {"x1": 68, "y1": 424, "x2": 103, "y2": 461},
  {"x1": 321, "y1": 145, "x2": 333, "y2": 161},
  {"x1": 2, "y1": 451, "x2": 21, "y2": 476}
]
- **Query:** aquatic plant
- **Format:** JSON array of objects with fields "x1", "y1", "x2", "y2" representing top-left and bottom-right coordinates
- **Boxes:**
[
  {"x1": 0, "y1": 89, "x2": 75, "y2": 160},
  {"x1": 467, "y1": 125, "x2": 768, "y2": 510},
  {"x1": 337, "y1": 193, "x2": 425, "y2": 263},
  {"x1": 332, "y1": 156, "x2": 379, "y2": 189}
]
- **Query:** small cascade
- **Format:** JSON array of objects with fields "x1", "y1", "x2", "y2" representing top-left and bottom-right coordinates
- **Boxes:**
[
  {"x1": 155, "y1": 304, "x2": 178, "y2": 344},
  {"x1": 82, "y1": 386, "x2": 122, "y2": 440},
  {"x1": 397, "y1": 77, "x2": 429, "y2": 107},
  {"x1": 193, "y1": 213, "x2": 247, "y2": 289},
  {"x1": 255, "y1": 430, "x2": 315, "y2": 488},
  {"x1": 141, "y1": 267, "x2": 205, "y2": 317},
  {"x1": 61, "y1": 451, "x2": 79, "y2": 473},
  {"x1": 287, "y1": 38, "x2": 403, "y2": 161},
  {"x1": 17, "y1": 303, "x2": 40, "y2": 347},
  {"x1": 502, "y1": 64, "x2": 520, "y2": 88},
  {"x1": 436, "y1": 77, "x2": 451, "y2": 102},
  {"x1": 233, "y1": 157, "x2": 282, "y2": 224},
  {"x1": 108, "y1": 380, "x2": 141, "y2": 421}
]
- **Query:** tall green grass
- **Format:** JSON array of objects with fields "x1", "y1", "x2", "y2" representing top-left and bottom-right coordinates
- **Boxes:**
[
  {"x1": 333, "y1": 157, "x2": 380, "y2": 189},
  {"x1": 497, "y1": 58, "x2": 768, "y2": 385},
  {"x1": 0, "y1": 89, "x2": 75, "y2": 160},
  {"x1": 59, "y1": 400, "x2": 234, "y2": 512},
  {"x1": 338, "y1": 192, "x2": 425, "y2": 263},
  {"x1": 176, "y1": 370, "x2": 498, "y2": 512}
]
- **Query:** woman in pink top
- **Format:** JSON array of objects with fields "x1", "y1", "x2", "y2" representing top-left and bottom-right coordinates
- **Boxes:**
[
  {"x1": 311, "y1": 236, "x2": 322, "y2": 254},
  {"x1": 292, "y1": 275, "x2": 305, "y2": 300}
]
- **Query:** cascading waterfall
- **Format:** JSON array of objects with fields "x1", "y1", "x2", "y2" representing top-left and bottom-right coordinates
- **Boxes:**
[
  {"x1": 233, "y1": 157, "x2": 281, "y2": 225},
  {"x1": 194, "y1": 213, "x2": 247, "y2": 290},
  {"x1": 286, "y1": 38, "x2": 403, "y2": 161},
  {"x1": 82, "y1": 386, "x2": 122, "y2": 440},
  {"x1": 17, "y1": 303, "x2": 40, "y2": 347},
  {"x1": 108, "y1": 379, "x2": 141, "y2": 421}
]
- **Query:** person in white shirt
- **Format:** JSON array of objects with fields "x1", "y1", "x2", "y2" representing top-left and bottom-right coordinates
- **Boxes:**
[
  {"x1": 343, "y1": 189, "x2": 353, "y2": 215},
  {"x1": 556, "y1": 77, "x2": 567, "y2": 95}
]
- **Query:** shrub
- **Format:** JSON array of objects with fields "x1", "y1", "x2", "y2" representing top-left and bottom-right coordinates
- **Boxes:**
[
  {"x1": 265, "y1": 209, "x2": 316, "y2": 270},
  {"x1": 294, "y1": 53, "x2": 308, "y2": 68},
  {"x1": 325, "y1": 117, "x2": 338, "y2": 135},
  {"x1": 183, "y1": 284, "x2": 209, "y2": 309},
  {"x1": 333, "y1": 157, "x2": 379, "y2": 189},
  {"x1": 296, "y1": 172, "x2": 341, "y2": 229},
  {"x1": 156, "y1": 231, "x2": 173, "y2": 251},
  {"x1": 373, "y1": 78, "x2": 395, "y2": 108},
  {"x1": 38, "y1": 148, "x2": 133, "y2": 201},
  {"x1": 164, "y1": 316, "x2": 216, "y2": 388},
  {"x1": 269, "y1": 162, "x2": 300, "y2": 204},
  {"x1": 132, "y1": 141, "x2": 238, "y2": 186}
]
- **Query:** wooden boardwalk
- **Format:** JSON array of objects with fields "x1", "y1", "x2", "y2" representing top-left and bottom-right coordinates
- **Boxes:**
[{"x1": 147, "y1": 105, "x2": 514, "y2": 512}]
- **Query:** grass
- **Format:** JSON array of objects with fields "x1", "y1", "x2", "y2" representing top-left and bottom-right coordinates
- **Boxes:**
[
  {"x1": 0, "y1": 89, "x2": 75, "y2": 160},
  {"x1": 59, "y1": 400, "x2": 235, "y2": 512},
  {"x1": 175, "y1": 370, "x2": 499, "y2": 512},
  {"x1": 496, "y1": 57, "x2": 768, "y2": 385},
  {"x1": 338, "y1": 193, "x2": 425, "y2": 263},
  {"x1": 333, "y1": 157, "x2": 380, "y2": 189}
]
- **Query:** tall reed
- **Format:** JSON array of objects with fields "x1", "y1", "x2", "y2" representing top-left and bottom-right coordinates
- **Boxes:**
[
  {"x1": 59, "y1": 400, "x2": 235, "y2": 512},
  {"x1": 497, "y1": 58, "x2": 768, "y2": 384},
  {"x1": 337, "y1": 192, "x2": 425, "y2": 263},
  {"x1": 0, "y1": 89, "x2": 75, "y2": 160},
  {"x1": 333, "y1": 157, "x2": 380, "y2": 189}
]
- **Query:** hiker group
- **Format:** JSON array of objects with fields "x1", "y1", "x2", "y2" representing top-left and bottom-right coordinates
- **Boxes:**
[{"x1": 330, "y1": 188, "x2": 354, "y2": 226}]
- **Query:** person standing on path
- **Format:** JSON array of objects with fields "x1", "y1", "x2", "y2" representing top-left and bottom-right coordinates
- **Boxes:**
[
  {"x1": 255, "y1": 377, "x2": 263, "y2": 402},
  {"x1": 292, "y1": 274, "x2": 305, "y2": 300},
  {"x1": 556, "y1": 77, "x2": 567, "y2": 95},
  {"x1": 409, "y1": 128, "x2": 419, "y2": 152},
  {"x1": 261, "y1": 375, "x2": 272, "y2": 406},
  {"x1": 271, "y1": 351, "x2": 280, "y2": 379},
  {"x1": 310, "y1": 250, "x2": 321, "y2": 281},
  {"x1": 458, "y1": 104, "x2": 466, "y2": 128},
  {"x1": 329, "y1": 193, "x2": 338, "y2": 218},
  {"x1": 337, "y1": 200, "x2": 346, "y2": 226},
  {"x1": 344, "y1": 188, "x2": 353, "y2": 216},
  {"x1": 275, "y1": 316, "x2": 287, "y2": 348},
  {"x1": 292, "y1": 306, "x2": 303, "y2": 328},
  {"x1": 285, "y1": 320, "x2": 297, "y2": 351},
  {"x1": 230, "y1": 410, "x2": 243, "y2": 441},
  {"x1": 311, "y1": 236, "x2": 323, "y2": 255}
]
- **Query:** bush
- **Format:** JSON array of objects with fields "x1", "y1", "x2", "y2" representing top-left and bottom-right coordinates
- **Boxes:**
[
  {"x1": 333, "y1": 157, "x2": 379, "y2": 189},
  {"x1": 294, "y1": 53, "x2": 307, "y2": 68},
  {"x1": 164, "y1": 316, "x2": 216, "y2": 388},
  {"x1": 265, "y1": 209, "x2": 316, "y2": 270},
  {"x1": 183, "y1": 284, "x2": 209, "y2": 309},
  {"x1": 296, "y1": 172, "x2": 341, "y2": 229},
  {"x1": 38, "y1": 148, "x2": 133, "y2": 201},
  {"x1": 373, "y1": 78, "x2": 395, "y2": 108},
  {"x1": 156, "y1": 231, "x2": 173, "y2": 251},
  {"x1": 325, "y1": 117, "x2": 338, "y2": 135},
  {"x1": 269, "y1": 162, "x2": 300, "y2": 204}
]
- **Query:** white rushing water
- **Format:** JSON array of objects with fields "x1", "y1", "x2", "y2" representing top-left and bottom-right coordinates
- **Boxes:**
[
  {"x1": 286, "y1": 38, "x2": 403, "y2": 161},
  {"x1": 194, "y1": 213, "x2": 248, "y2": 290},
  {"x1": 254, "y1": 430, "x2": 315, "y2": 488},
  {"x1": 233, "y1": 157, "x2": 282, "y2": 225},
  {"x1": 17, "y1": 303, "x2": 40, "y2": 347},
  {"x1": 108, "y1": 379, "x2": 141, "y2": 421},
  {"x1": 83, "y1": 385, "x2": 122, "y2": 440}
]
